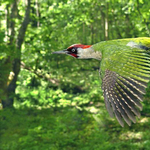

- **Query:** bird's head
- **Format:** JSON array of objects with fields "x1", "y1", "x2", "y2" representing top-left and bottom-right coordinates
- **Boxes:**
[
  {"x1": 53, "y1": 44, "x2": 92, "y2": 59},
  {"x1": 53, "y1": 44, "x2": 102, "y2": 60}
]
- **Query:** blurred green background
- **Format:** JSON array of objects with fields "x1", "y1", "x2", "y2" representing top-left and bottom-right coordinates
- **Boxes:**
[{"x1": 0, "y1": 0, "x2": 150, "y2": 149}]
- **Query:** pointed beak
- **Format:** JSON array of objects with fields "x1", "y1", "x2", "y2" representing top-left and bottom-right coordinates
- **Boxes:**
[{"x1": 52, "y1": 50, "x2": 67, "y2": 54}]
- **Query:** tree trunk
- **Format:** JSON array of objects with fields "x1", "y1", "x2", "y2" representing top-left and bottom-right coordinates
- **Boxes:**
[
  {"x1": 100, "y1": 5, "x2": 105, "y2": 41},
  {"x1": 2, "y1": 0, "x2": 31, "y2": 108},
  {"x1": 105, "y1": 2, "x2": 109, "y2": 41}
]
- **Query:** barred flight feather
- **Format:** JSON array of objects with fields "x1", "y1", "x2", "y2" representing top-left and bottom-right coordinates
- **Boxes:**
[
  {"x1": 118, "y1": 76, "x2": 145, "y2": 95},
  {"x1": 103, "y1": 88, "x2": 114, "y2": 118},
  {"x1": 110, "y1": 90, "x2": 132, "y2": 126},
  {"x1": 125, "y1": 62, "x2": 150, "y2": 73},
  {"x1": 126, "y1": 54, "x2": 150, "y2": 60},
  {"x1": 115, "y1": 79, "x2": 143, "y2": 111},
  {"x1": 129, "y1": 59, "x2": 150, "y2": 67},
  {"x1": 120, "y1": 70, "x2": 149, "y2": 83},
  {"x1": 102, "y1": 67, "x2": 149, "y2": 126},
  {"x1": 115, "y1": 81, "x2": 141, "y2": 118},
  {"x1": 124, "y1": 65, "x2": 150, "y2": 75},
  {"x1": 125, "y1": 77, "x2": 147, "y2": 89},
  {"x1": 126, "y1": 60, "x2": 150, "y2": 69},
  {"x1": 114, "y1": 86, "x2": 138, "y2": 124},
  {"x1": 109, "y1": 84, "x2": 135, "y2": 126},
  {"x1": 120, "y1": 77, "x2": 145, "y2": 101},
  {"x1": 103, "y1": 82, "x2": 125, "y2": 126},
  {"x1": 115, "y1": 80, "x2": 140, "y2": 119}
]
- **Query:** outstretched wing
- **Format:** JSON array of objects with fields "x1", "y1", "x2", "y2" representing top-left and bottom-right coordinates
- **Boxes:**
[{"x1": 101, "y1": 42, "x2": 150, "y2": 127}]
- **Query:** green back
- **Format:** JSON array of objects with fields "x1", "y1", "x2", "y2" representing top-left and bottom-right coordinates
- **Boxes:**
[{"x1": 92, "y1": 37, "x2": 150, "y2": 79}]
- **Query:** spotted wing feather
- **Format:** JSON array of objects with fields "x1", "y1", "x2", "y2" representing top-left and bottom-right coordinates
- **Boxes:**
[{"x1": 102, "y1": 69, "x2": 149, "y2": 127}]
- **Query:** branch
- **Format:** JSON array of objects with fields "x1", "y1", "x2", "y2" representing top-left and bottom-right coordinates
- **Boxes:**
[{"x1": 21, "y1": 62, "x2": 59, "y2": 85}]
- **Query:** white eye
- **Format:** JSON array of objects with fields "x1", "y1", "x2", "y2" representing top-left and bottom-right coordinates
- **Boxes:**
[{"x1": 72, "y1": 48, "x2": 76, "y2": 52}]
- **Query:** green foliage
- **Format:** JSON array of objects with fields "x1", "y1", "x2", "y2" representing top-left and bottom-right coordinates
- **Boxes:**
[
  {"x1": 15, "y1": 67, "x2": 102, "y2": 108},
  {"x1": 0, "y1": 108, "x2": 108, "y2": 150},
  {"x1": 1, "y1": 107, "x2": 150, "y2": 150}
]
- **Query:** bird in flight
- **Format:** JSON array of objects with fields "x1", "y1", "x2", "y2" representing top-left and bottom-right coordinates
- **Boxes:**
[{"x1": 53, "y1": 37, "x2": 150, "y2": 127}]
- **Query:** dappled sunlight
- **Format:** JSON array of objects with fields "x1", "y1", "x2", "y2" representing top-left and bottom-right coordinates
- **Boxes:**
[{"x1": 120, "y1": 131, "x2": 143, "y2": 140}]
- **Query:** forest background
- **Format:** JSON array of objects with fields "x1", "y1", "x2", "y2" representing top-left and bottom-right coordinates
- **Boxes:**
[{"x1": 0, "y1": 0, "x2": 150, "y2": 149}]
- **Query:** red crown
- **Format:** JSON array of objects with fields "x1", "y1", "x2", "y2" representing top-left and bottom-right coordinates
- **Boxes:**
[{"x1": 68, "y1": 44, "x2": 91, "y2": 49}]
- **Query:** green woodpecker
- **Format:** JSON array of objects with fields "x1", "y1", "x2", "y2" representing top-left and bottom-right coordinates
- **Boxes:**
[{"x1": 53, "y1": 37, "x2": 150, "y2": 127}]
